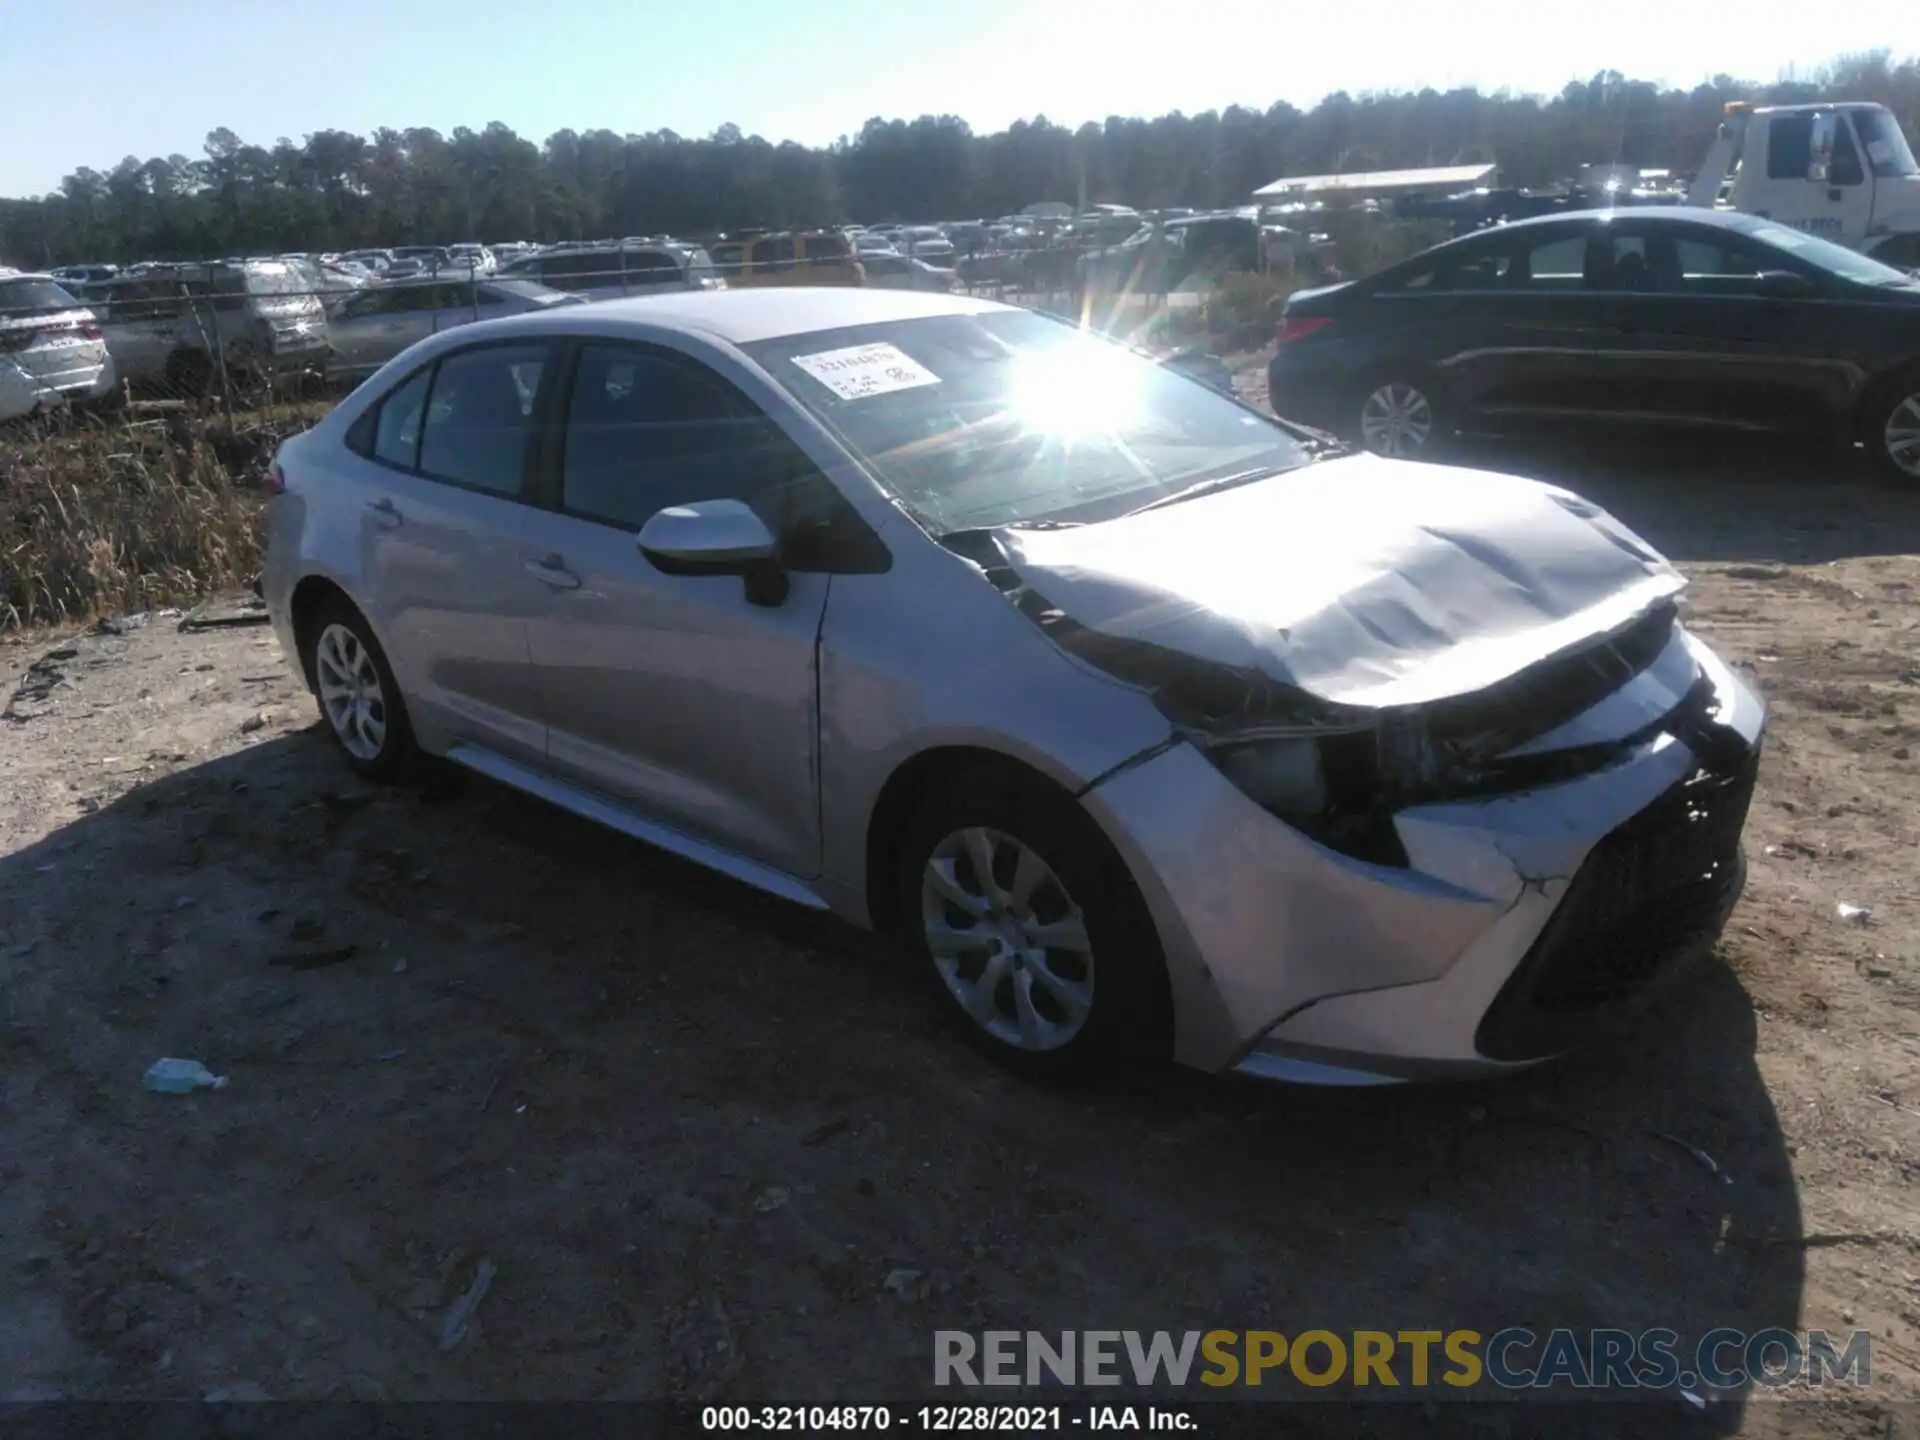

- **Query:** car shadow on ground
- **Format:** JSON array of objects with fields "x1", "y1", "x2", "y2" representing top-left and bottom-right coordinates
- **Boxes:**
[
  {"x1": 0, "y1": 714, "x2": 1802, "y2": 1431},
  {"x1": 1453, "y1": 428, "x2": 1920, "y2": 569}
]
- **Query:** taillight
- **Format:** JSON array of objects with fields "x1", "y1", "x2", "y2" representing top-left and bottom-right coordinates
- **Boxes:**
[
  {"x1": 79, "y1": 325, "x2": 103, "y2": 341},
  {"x1": 264, "y1": 464, "x2": 287, "y2": 496},
  {"x1": 0, "y1": 328, "x2": 39, "y2": 354},
  {"x1": 1276, "y1": 315, "x2": 1332, "y2": 345}
]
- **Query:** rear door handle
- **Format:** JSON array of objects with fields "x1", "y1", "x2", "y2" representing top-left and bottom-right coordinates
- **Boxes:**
[
  {"x1": 366, "y1": 497, "x2": 402, "y2": 528},
  {"x1": 523, "y1": 555, "x2": 581, "y2": 590}
]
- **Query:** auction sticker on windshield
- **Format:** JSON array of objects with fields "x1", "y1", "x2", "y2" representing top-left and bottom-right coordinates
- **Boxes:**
[{"x1": 790, "y1": 342, "x2": 940, "y2": 401}]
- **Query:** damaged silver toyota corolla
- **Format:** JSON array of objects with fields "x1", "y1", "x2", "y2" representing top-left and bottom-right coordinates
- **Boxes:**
[{"x1": 262, "y1": 289, "x2": 1765, "y2": 1086}]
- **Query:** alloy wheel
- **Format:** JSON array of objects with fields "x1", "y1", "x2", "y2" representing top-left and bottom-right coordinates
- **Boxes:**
[
  {"x1": 1885, "y1": 392, "x2": 1920, "y2": 480},
  {"x1": 314, "y1": 622, "x2": 388, "y2": 761},
  {"x1": 919, "y1": 826, "x2": 1095, "y2": 1052},
  {"x1": 1359, "y1": 382, "x2": 1435, "y2": 457}
]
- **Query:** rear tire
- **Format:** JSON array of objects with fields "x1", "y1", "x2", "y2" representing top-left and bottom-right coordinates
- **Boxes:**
[
  {"x1": 1860, "y1": 368, "x2": 1920, "y2": 487},
  {"x1": 300, "y1": 597, "x2": 416, "y2": 781},
  {"x1": 1355, "y1": 373, "x2": 1449, "y2": 459},
  {"x1": 895, "y1": 769, "x2": 1171, "y2": 1082}
]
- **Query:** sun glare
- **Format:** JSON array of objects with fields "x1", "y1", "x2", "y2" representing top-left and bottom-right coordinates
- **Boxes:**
[{"x1": 1007, "y1": 339, "x2": 1143, "y2": 441}]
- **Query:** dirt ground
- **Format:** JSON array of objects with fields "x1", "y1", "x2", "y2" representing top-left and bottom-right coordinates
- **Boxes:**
[{"x1": 3, "y1": 409, "x2": 1919, "y2": 1436}]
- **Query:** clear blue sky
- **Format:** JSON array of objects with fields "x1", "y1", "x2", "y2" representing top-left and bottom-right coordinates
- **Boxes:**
[{"x1": 4, "y1": 0, "x2": 1906, "y2": 197}]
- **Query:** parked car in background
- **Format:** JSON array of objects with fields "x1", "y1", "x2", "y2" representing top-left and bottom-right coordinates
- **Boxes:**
[
  {"x1": 447, "y1": 243, "x2": 496, "y2": 275},
  {"x1": 490, "y1": 242, "x2": 539, "y2": 269},
  {"x1": 502, "y1": 242, "x2": 722, "y2": 300},
  {"x1": 900, "y1": 226, "x2": 957, "y2": 265},
  {"x1": 50, "y1": 263, "x2": 119, "y2": 290},
  {"x1": 343, "y1": 249, "x2": 395, "y2": 274},
  {"x1": 325, "y1": 277, "x2": 580, "y2": 382},
  {"x1": 859, "y1": 252, "x2": 961, "y2": 291},
  {"x1": 1268, "y1": 206, "x2": 1920, "y2": 482},
  {"x1": 92, "y1": 260, "x2": 329, "y2": 393},
  {"x1": 709, "y1": 231, "x2": 866, "y2": 288},
  {"x1": 390, "y1": 246, "x2": 452, "y2": 272},
  {"x1": 0, "y1": 270, "x2": 115, "y2": 419},
  {"x1": 278, "y1": 256, "x2": 371, "y2": 311},
  {"x1": 262, "y1": 287, "x2": 1765, "y2": 1087}
]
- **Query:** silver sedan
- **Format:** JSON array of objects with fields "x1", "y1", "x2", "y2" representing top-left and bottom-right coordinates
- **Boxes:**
[
  {"x1": 325, "y1": 277, "x2": 580, "y2": 382},
  {"x1": 262, "y1": 289, "x2": 1765, "y2": 1085}
]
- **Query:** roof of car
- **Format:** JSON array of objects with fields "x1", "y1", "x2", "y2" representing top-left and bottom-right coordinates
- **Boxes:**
[
  {"x1": 1478, "y1": 205, "x2": 1754, "y2": 236},
  {"x1": 511, "y1": 286, "x2": 1006, "y2": 344}
]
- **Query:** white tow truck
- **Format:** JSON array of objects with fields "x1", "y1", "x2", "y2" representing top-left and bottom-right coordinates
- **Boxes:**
[{"x1": 1686, "y1": 101, "x2": 1920, "y2": 267}]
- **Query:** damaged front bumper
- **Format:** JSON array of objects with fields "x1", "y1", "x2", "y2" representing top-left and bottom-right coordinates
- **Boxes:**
[{"x1": 1079, "y1": 630, "x2": 1765, "y2": 1080}]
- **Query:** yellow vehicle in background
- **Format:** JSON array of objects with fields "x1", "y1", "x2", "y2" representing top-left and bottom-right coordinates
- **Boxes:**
[{"x1": 709, "y1": 230, "x2": 867, "y2": 287}]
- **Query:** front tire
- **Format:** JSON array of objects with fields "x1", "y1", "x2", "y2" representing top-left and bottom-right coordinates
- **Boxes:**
[
  {"x1": 897, "y1": 773, "x2": 1171, "y2": 1081},
  {"x1": 1862, "y1": 370, "x2": 1920, "y2": 486},
  {"x1": 301, "y1": 598, "x2": 415, "y2": 780}
]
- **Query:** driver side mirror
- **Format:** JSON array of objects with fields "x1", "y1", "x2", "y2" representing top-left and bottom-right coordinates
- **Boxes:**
[{"x1": 637, "y1": 498, "x2": 788, "y2": 606}]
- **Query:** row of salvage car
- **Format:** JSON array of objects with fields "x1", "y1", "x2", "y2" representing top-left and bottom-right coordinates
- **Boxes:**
[{"x1": 2, "y1": 234, "x2": 969, "y2": 418}]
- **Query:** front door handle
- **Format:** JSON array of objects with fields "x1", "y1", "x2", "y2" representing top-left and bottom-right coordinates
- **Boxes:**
[
  {"x1": 366, "y1": 497, "x2": 402, "y2": 528},
  {"x1": 523, "y1": 555, "x2": 581, "y2": 590}
]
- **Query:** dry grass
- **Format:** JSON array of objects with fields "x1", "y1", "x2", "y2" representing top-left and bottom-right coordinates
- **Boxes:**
[{"x1": 0, "y1": 409, "x2": 304, "y2": 630}]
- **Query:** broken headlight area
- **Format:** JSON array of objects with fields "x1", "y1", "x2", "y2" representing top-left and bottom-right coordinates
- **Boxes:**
[
  {"x1": 1195, "y1": 723, "x2": 1416, "y2": 868},
  {"x1": 1183, "y1": 667, "x2": 1735, "y2": 873},
  {"x1": 944, "y1": 529, "x2": 1711, "y2": 869}
]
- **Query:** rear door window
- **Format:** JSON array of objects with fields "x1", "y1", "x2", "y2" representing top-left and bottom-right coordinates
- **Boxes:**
[
  {"x1": 1502, "y1": 234, "x2": 1590, "y2": 288},
  {"x1": 623, "y1": 250, "x2": 682, "y2": 285},
  {"x1": 544, "y1": 251, "x2": 617, "y2": 291},
  {"x1": 755, "y1": 235, "x2": 796, "y2": 274},
  {"x1": 417, "y1": 343, "x2": 553, "y2": 496}
]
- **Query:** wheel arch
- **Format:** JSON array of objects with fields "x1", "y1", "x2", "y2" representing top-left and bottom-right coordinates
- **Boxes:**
[
  {"x1": 288, "y1": 574, "x2": 360, "y2": 691},
  {"x1": 862, "y1": 743, "x2": 1142, "y2": 940},
  {"x1": 1856, "y1": 360, "x2": 1920, "y2": 483},
  {"x1": 1854, "y1": 359, "x2": 1920, "y2": 441}
]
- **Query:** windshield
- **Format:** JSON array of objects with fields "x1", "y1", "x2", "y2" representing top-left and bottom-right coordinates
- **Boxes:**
[
  {"x1": 1733, "y1": 215, "x2": 1915, "y2": 286},
  {"x1": 745, "y1": 309, "x2": 1309, "y2": 534},
  {"x1": 1854, "y1": 109, "x2": 1920, "y2": 180}
]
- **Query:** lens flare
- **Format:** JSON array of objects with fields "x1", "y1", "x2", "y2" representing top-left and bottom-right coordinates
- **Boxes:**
[{"x1": 1007, "y1": 339, "x2": 1143, "y2": 440}]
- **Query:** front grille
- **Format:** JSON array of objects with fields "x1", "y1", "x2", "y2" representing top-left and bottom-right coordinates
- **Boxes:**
[{"x1": 1474, "y1": 746, "x2": 1757, "y2": 1063}]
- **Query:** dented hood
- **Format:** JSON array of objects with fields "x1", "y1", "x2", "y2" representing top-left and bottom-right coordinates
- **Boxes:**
[{"x1": 993, "y1": 454, "x2": 1686, "y2": 709}]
